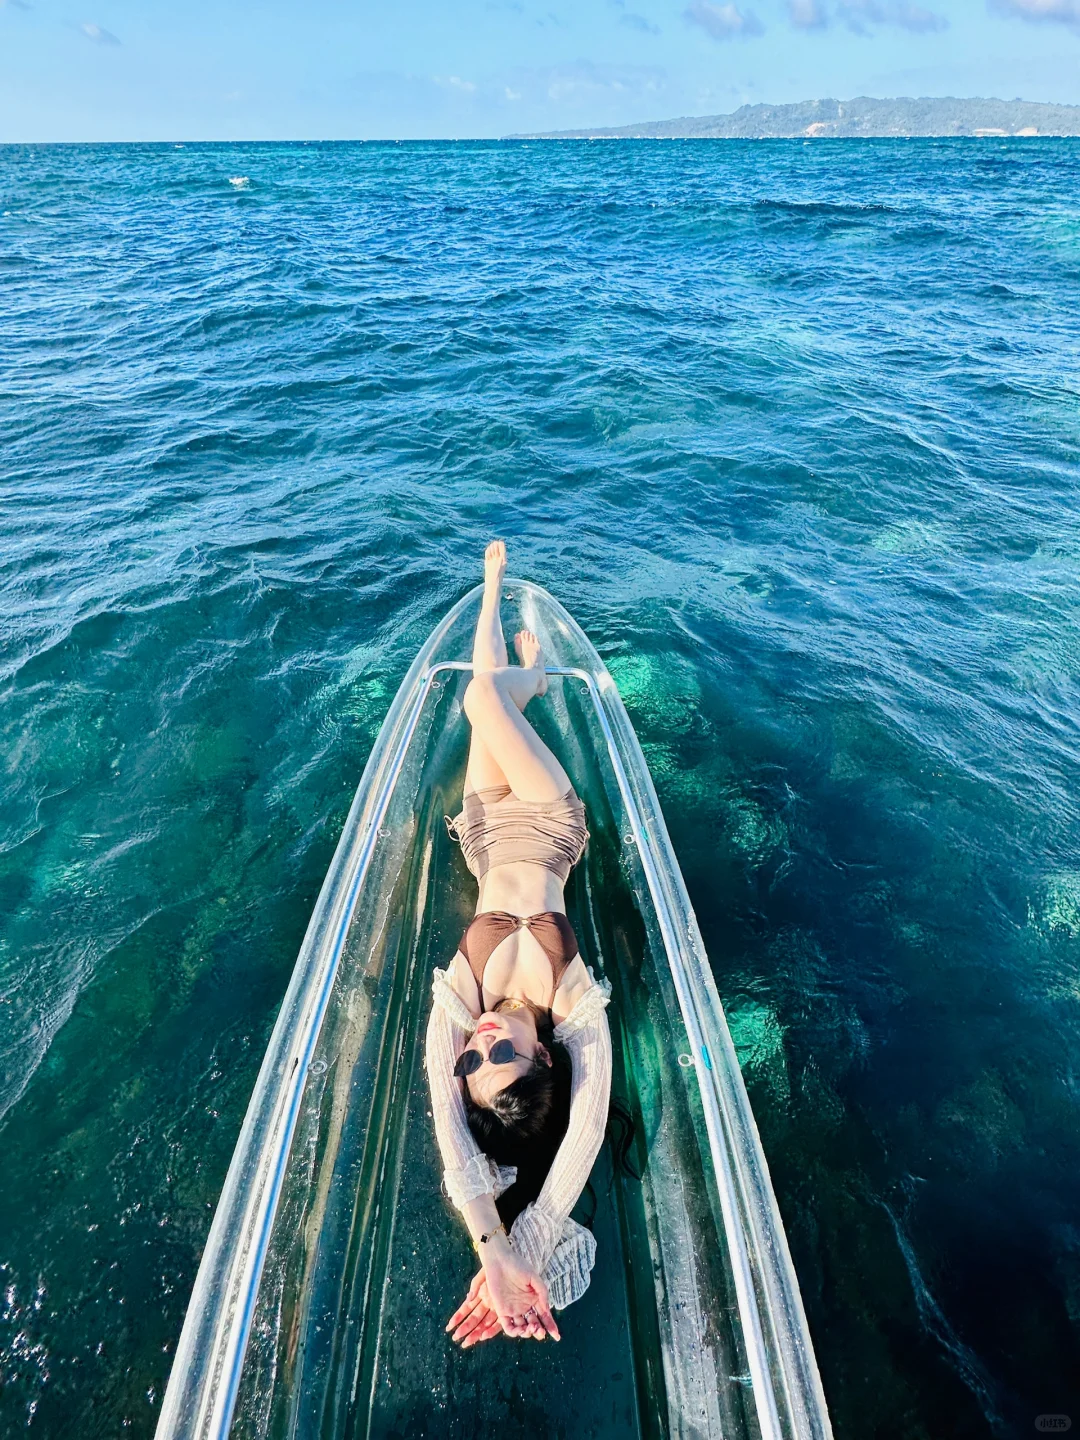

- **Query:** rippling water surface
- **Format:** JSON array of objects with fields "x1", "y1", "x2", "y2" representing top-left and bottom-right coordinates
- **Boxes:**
[{"x1": 2, "y1": 139, "x2": 1079, "y2": 1438}]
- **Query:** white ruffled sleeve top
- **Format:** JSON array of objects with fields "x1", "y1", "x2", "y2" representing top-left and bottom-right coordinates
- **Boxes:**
[{"x1": 424, "y1": 964, "x2": 612, "y2": 1309}]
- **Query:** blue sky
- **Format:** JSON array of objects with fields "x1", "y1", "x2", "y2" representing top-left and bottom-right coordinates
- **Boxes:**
[{"x1": 1, "y1": 0, "x2": 1078, "y2": 141}]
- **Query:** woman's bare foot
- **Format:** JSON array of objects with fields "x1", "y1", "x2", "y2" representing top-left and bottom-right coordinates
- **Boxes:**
[
  {"x1": 484, "y1": 539, "x2": 507, "y2": 598},
  {"x1": 473, "y1": 540, "x2": 509, "y2": 672},
  {"x1": 514, "y1": 629, "x2": 548, "y2": 697}
]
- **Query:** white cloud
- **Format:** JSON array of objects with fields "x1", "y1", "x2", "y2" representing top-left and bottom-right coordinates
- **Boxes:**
[
  {"x1": 611, "y1": 0, "x2": 662, "y2": 32},
  {"x1": 79, "y1": 19, "x2": 120, "y2": 43},
  {"x1": 511, "y1": 60, "x2": 664, "y2": 104},
  {"x1": 419, "y1": 60, "x2": 668, "y2": 125},
  {"x1": 989, "y1": 0, "x2": 1080, "y2": 24},
  {"x1": 838, "y1": 0, "x2": 947, "y2": 30},
  {"x1": 789, "y1": 0, "x2": 828, "y2": 25},
  {"x1": 684, "y1": 0, "x2": 765, "y2": 39}
]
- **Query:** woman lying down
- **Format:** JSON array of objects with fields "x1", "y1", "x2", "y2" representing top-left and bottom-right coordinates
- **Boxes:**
[{"x1": 424, "y1": 540, "x2": 613, "y2": 1348}]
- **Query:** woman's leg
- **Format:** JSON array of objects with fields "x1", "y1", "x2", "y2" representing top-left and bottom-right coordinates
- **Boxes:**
[
  {"x1": 462, "y1": 632, "x2": 570, "y2": 804},
  {"x1": 472, "y1": 540, "x2": 509, "y2": 675},
  {"x1": 464, "y1": 541, "x2": 513, "y2": 793}
]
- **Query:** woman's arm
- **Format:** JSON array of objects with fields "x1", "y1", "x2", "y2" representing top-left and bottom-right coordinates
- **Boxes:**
[
  {"x1": 539, "y1": 1004, "x2": 613, "y2": 1220},
  {"x1": 509, "y1": 992, "x2": 612, "y2": 1277},
  {"x1": 424, "y1": 984, "x2": 497, "y2": 1214}
]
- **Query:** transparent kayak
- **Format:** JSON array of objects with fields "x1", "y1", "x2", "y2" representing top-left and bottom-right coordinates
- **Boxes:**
[{"x1": 156, "y1": 581, "x2": 833, "y2": 1440}]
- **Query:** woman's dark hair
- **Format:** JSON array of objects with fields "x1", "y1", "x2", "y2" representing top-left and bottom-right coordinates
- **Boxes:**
[
  {"x1": 462, "y1": 1002, "x2": 640, "y2": 1227},
  {"x1": 462, "y1": 1008, "x2": 572, "y2": 1226}
]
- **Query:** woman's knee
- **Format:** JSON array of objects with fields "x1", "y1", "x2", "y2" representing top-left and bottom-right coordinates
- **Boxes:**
[{"x1": 463, "y1": 671, "x2": 502, "y2": 723}]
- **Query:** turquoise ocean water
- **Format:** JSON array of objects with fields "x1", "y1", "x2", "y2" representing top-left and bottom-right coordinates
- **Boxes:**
[{"x1": 1, "y1": 139, "x2": 1079, "y2": 1438}]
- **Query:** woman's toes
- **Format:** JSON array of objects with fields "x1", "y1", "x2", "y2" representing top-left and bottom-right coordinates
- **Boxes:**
[{"x1": 514, "y1": 630, "x2": 547, "y2": 692}]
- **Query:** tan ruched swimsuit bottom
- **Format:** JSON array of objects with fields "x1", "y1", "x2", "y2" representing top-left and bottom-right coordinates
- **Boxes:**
[{"x1": 445, "y1": 783, "x2": 589, "y2": 885}]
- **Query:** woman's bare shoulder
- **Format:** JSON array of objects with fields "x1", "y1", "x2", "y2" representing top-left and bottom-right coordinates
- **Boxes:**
[
  {"x1": 550, "y1": 955, "x2": 595, "y2": 1026},
  {"x1": 449, "y1": 951, "x2": 482, "y2": 1017}
]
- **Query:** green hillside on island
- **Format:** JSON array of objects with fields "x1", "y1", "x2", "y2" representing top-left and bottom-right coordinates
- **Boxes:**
[{"x1": 517, "y1": 96, "x2": 1080, "y2": 139}]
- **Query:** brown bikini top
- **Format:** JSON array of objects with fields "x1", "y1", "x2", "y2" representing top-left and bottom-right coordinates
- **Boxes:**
[{"x1": 458, "y1": 910, "x2": 580, "y2": 1013}]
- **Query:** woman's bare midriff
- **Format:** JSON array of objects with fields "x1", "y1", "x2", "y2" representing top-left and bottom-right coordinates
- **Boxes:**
[{"x1": 475, "y1": 859, "x2": 566, "y2": 918}]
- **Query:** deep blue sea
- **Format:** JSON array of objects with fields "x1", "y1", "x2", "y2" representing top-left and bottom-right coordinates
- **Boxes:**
[{"x1": 2, "y1": 138, "x2": 1079, "y2": 1439}]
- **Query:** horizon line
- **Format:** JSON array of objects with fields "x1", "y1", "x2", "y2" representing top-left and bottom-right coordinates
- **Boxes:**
[{"x1": 6, "y1": 93, "x2": 1080, "y2": 148}]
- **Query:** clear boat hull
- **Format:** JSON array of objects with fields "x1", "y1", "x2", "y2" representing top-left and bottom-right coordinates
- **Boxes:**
[{"x1": 156, "y1": 582, "x2": 832, "y2": 1440}]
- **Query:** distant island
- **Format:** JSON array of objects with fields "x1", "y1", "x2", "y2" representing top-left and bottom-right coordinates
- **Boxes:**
[{"x1": 516, "y1": 96, "x2": 1080, "y2": 140}]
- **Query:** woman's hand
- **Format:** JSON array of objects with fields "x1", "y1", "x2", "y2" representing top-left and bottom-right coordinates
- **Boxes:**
[
  {"x1": 482, "y1": 1243, "x2": 560, "y2": 1342},
  {"x1": 446, "y1": 1251, "x2": 561, "y2": 1346},
  {"x1": 445, "y1": 1270, "x2": 502, "y2": 1349}
]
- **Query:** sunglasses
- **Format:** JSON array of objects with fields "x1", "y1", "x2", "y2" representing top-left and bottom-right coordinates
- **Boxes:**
[{"x1": 454, "y1": 1039, "x2": 530, "y2": 1078}]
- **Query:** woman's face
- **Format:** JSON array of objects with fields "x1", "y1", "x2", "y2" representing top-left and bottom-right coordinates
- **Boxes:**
[{"x1": 461, "y1": 1006, "x2": 550, "y2": 1106}]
